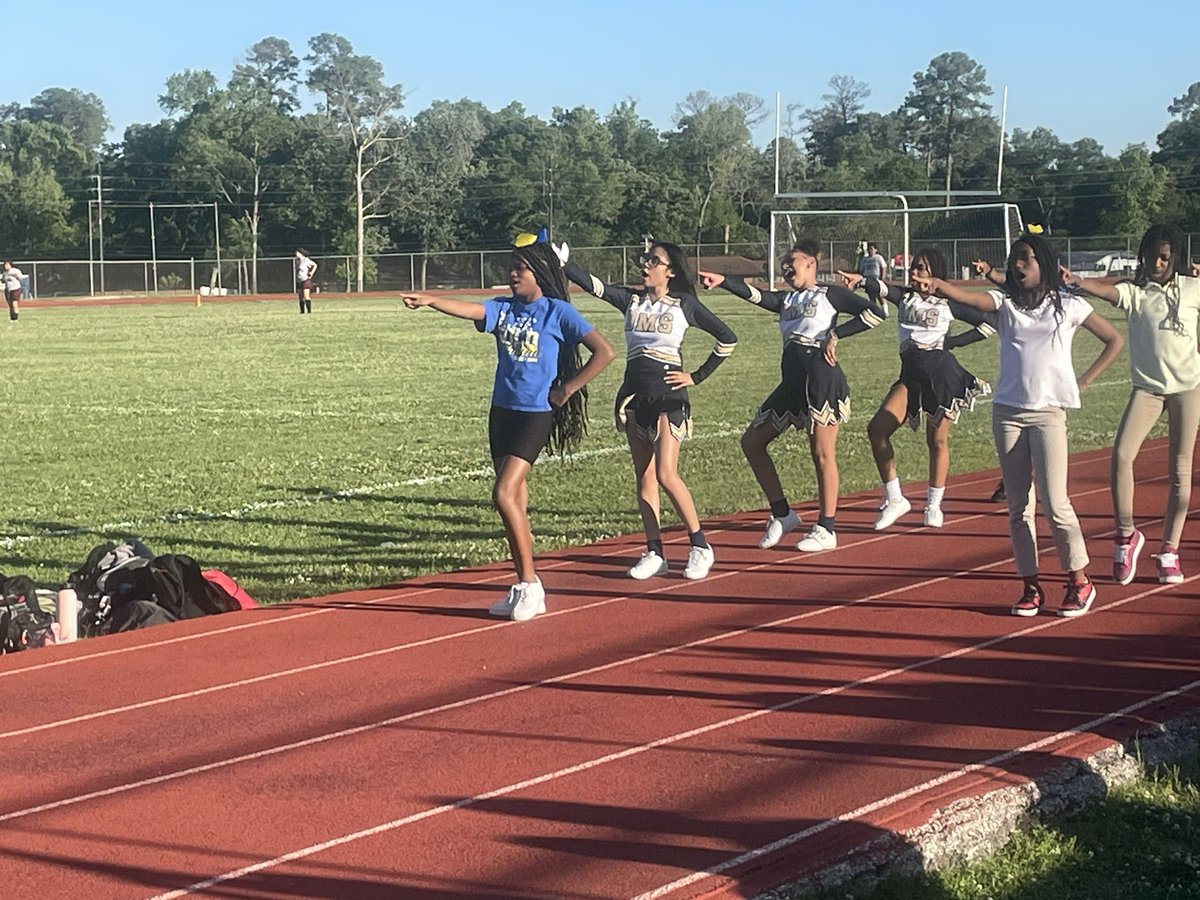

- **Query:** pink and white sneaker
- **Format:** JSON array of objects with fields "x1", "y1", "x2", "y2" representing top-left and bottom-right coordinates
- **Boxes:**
[
  {"x1": 1154, "y1": 547, "x2": 1184, "y2": 585},
  {"x1": 1112, "y1": 528, "x2": 1145, "y2": 585}
]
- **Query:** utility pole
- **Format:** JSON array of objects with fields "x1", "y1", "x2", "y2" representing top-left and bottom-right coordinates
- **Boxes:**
[
  {"x1": 543, "y1": 157, "x2": 555, "y2": 240},
  {"x1": 95, "y1": 164, "x2": 106, "y2": 294}
]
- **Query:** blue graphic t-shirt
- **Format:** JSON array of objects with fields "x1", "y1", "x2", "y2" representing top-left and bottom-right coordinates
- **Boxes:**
[{"x1": 475, "y1": 295, "x2": 594, "y2": 412}]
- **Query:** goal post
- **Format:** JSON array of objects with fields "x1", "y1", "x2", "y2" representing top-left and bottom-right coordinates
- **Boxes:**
[{"x1": 767, "y1": 201, "x2": 1023, "y2": 287}]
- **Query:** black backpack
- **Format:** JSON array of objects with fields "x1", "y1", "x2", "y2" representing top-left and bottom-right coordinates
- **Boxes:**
[
  {"x1": 103, "y1": 554, "x2": 239, "y2": 629},
  {"x1": 68, "y1": 540, "x2": 155, "y2": 636},
  {"x1": 1, "y1": 574, "x2": 55, "y2": 654}
]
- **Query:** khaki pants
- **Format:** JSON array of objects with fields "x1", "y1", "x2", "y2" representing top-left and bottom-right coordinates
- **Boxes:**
[
  {"x1": 1111, "y1": 385, "x2": 1200, "y2": 548},
  {"x1": 992, "y1": 404, "x2": 1090, "y2": 577}
]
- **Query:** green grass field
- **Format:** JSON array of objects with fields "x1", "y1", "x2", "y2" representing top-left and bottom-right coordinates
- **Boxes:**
[
  {"x1": 0, "y1": 291, "x2": 1145, "y2": 602},
  {"x1": 805, "y1": 750, "x2": 1200, "y2": 900}
]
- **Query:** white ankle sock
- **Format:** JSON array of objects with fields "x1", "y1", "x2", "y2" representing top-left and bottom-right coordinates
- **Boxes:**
[{"x1": 885, "y1": 478, "x2": 903, "y2": 502}]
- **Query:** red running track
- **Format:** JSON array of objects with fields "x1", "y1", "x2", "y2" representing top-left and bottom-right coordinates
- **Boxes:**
[{"x1": 3, "y1": 439, "x2": 1199, "y2": 899}]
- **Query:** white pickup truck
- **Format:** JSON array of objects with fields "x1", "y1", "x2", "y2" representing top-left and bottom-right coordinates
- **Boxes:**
[{"x1": 1082, "y1": 253, "x2": 1139, "y2": 278}]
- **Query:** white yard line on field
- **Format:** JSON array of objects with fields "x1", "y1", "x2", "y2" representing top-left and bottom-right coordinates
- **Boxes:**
[{"x1": 0, "y1": 426, "x2": 745, "y2": 549}]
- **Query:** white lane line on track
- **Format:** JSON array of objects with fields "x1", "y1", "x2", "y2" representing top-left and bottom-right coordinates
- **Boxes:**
[
  {"x1": 0, "y1": 476, "x2": 1178, "y2": 828},
  {"x1": 0, "y1": 458, "x2": 1130, "y2": 736},
  {"x1": 0, "y1": 516, "x2": 1045, "y2": 822},
  {"x1": 144, "y1": 572, "x2": 1200, "y2": 900},
  {"x1": 0, "y1": 454, "x2": 1076, "y2": 680},
  {"x1": 630, "y1": 674, "x2": 1200, "y2": 900}
]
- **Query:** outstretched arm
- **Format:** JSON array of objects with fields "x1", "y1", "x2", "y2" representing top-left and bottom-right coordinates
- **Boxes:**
[
  {"x1": 917, "y1": 274, "x2": 999, "y2": 311},
  {"x1": 563, "y1": 261, "x2": 635, "y2": 312},
  {"x1": 1062, "y1": 266, "x2": 1120, "y2": 306},
  {"x1": 972, "y1": 259, "x2": 1005, "y2": 288},
  {"x1": 697, "y1": 270, "x2": 784, "y2": 313},
  {"x1": 402, "y1": 294, "x2": 486, "y2": 321},
  {"x1": 837, "y1": 269, "x2": 903, "y2": 311},
  {"x1": 1077, "y1": 311, "x2": 1125, "y2": 390}
]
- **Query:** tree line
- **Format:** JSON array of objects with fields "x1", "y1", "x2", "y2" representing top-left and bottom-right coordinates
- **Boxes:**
[{"x1": 2, "y1": 35, "x2": 1198, "y2": 291}]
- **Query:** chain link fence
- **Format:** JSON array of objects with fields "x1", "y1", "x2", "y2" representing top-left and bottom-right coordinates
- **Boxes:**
[{"x1": 15, "y1": 233, "x2": 1199, "y2": 299}]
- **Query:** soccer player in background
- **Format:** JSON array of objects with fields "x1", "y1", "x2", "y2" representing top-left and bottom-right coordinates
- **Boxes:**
[
  {"x1": 295, "y1": 249, "x2": 317, "y2": 313},
  {"x1": 3, "y1": 261, "x2": 25, "y2": 321}
]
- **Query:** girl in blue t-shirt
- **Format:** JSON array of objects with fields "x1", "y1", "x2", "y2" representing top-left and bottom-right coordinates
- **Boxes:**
[{"x1": 403, "y1": 234, "x2": 615, "y2": 622}]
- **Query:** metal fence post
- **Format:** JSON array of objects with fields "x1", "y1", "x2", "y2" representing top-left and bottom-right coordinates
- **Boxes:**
[{"x1": 31, "y1": 262, "x2": 37, "y2": 299}]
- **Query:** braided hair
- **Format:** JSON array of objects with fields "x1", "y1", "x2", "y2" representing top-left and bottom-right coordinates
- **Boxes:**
[{"x1": 511, "y1": 240, "x2": 589, "y2": 456}]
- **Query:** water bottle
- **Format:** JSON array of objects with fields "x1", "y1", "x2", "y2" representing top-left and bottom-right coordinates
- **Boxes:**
[{"x1": 56, "y1": 586, "x2": 79, "y2": 643}]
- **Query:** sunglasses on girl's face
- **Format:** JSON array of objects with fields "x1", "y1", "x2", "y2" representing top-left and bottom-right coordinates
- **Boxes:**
[
  {"x1": 639, "y1": 254, "x2": 667, "y2": 269},
  {"x1": 781, "y1": 264, "x2": 797, "y2": 277}
]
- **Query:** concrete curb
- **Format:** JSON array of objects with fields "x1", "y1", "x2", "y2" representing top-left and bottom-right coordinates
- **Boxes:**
[{"x1": 761, "y1": 711, "x2": 1200, "y2": 898}]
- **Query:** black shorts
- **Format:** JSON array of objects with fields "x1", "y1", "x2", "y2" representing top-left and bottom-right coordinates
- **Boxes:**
[
  {"x1": 488, "y1": 406, "x2": 554, "y2": 463},
  {"x1": 297, "y1": 278, "x2": 312, "y2": 296},
  {"x1": 5, "y1": 289, "x2": 21, "y2": 303}
]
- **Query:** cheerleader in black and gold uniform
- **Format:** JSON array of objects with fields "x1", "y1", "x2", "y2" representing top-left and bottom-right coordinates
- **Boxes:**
[
  {"x1": 840, "y1": 247, "x2": 992, "y2": 531},
  {"x1": 700, "y1": 239, "x2": 886, "y2": 553},
  {"x1": 564, "y1": 242, "x2": 737, "y2": 582}
]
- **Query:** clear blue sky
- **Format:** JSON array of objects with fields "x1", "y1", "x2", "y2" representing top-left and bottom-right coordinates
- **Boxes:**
[{"x1": 8, "y1": 0, "x2": 1193, "y2": 157}]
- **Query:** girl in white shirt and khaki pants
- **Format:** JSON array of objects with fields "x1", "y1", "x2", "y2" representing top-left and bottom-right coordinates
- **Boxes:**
[{"x1": 918, "y1": 234, "x2": 1124, "y2": 618}]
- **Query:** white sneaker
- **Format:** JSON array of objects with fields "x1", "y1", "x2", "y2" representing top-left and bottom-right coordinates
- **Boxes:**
[
  {"x1": 797, "y1": 524, "x2": 837, "y2": 552},
  {"x1": 683, "y1": 545, "x2": 715, "y2": 580},
  {"x1": 511, "y1": 579, "x2": 546, "y2": 622},
  {"x1": 874, "y1": 496, "x2": 912, "y2": 530},
  {"x1": 923, "y1": 506, "x2": 944, "y2": 528},
  {"x1": 489, "y1": 585, "x2": 520, "y2": 617},
  {"x1": 629, "y1": 551, "x2": 668, "y2": 580},
  {"x1": 758, "y1": 510, "x2": 801, "y2": 549}
]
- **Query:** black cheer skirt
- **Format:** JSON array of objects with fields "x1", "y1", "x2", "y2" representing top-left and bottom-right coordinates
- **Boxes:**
[
  {"x1": 614, "y1": 357, "x2": 693, "y2": 442},
  {"x1": 896, "y1": 345, "x2": 990, "y2": 429},
  {"x1": 752, "y1": 342, "x2": 850, "y2": 433}
]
